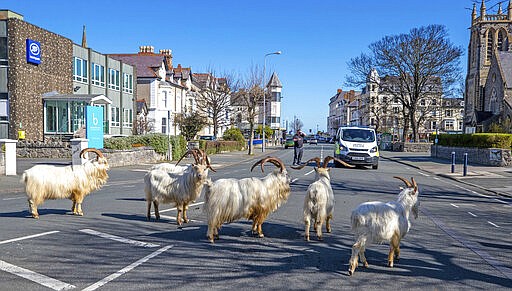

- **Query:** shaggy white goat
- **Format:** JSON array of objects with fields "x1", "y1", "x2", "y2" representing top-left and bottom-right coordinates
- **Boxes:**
[
  {"x1": 348, "y1": 176, "x2": 419, "y2": 276},
  {"x1": 292, "y1": 156, "x2": 354, "y2": 241},
  {"x1": 145, "y1": 149, "x2": 214, "y2": 225},
  {"x1": 203, "y1": 156, "x2": 291, "y2": 243},
  {"x1": 21, "y1": 148, "x2": 109, "y2": 219}
]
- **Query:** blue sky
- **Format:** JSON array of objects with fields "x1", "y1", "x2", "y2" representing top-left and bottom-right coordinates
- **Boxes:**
[{"x1": 3, "y1": 0, "x2": 493, "y2": 133}]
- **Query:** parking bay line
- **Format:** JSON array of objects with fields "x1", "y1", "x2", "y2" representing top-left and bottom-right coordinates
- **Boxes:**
[
  {"x1": 82, "y1": 245, "x2": 173, "y2": 291},
  {"x1": 79, "y1": 229, "x2": 159, "y2": 248},
  {"x1": 0, "y1": 260, "x2": 75, "y2": 290},
  {"x1": 0, "y1": 231, "x2": 60, "y2": 245}
]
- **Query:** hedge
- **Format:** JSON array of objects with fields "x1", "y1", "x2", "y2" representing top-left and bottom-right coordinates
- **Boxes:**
[
  {"x1": 200, "y1": 140, "x2": 243, "y2": 155},
  {"x1": 437, "y1": 133, "x2": 512, "y2": 148},
  {"x1": 104, "y1": 134, "x2": 187, "y2": 160}
]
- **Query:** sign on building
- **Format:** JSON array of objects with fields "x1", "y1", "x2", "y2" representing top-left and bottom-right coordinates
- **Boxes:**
[
  {"x1": 86, "y1": 106, "x2": 104, "y2": 149},
  {"x1": 26, "y1": 39, "x2": 41, "y2": 65}
]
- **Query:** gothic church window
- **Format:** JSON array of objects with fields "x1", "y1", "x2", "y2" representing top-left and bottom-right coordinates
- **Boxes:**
[{"x1": 486, "y1": 30, "x2": 494, "y2": 61}]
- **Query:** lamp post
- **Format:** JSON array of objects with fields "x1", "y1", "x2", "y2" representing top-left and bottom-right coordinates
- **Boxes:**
[{"x1": 262, "y1": 51, "x2": 281, "y2": 152}]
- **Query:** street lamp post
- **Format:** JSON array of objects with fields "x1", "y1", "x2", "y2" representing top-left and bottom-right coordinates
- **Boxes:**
[{"x1": 262, "y1": 50, "x2": 281, "y2": 152}]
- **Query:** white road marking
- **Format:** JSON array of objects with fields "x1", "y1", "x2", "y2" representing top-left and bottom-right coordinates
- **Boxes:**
[
  {"x1": 417, "y1": 171, "x2": 429, "y2": 176},
  {"x1": 2, "y1": 197, "x2": 25, "y2": 201},
  {"x1": 433, "y1": 177, "x2": 441, "y2": 180},
  {"x1": 0, "y1": 260, "x2": 75, "y2": 290},
  {"x1": 0, "y1": 231, "x2": 60, "y2": 245},
  {"x1": 494, "y1": 198, "x2": 510, "y2": 205},
  {"x1": 156, "y1": 202, "x2": 204, "y2": 214},
  {"x1": 291, "y1": 178, "x2": 299, "y2": 183},
  {"x1": 79, "y1": 229, "x2": 159, "y2": 248},
  {"x1": 487, "y1": 221, "x2": 500, "y2": 228},
  {"x1": 305, "y1": 170, "x2": 314, "y2": 176},
  {"x1": 450, "y1": 203, "x2": 459, "y2": 208},
  {"x1": 82, "y1": 245, "x2": 173, "y2": 291},
  {"x1": 131, "y1": 169, "x2": 150, "y2": 172},
  {"x1": 158, "y1": 215, "x2": 203, "y2": 223},
  {"x1": 467, "y1": 211, "x2": 477, "y2": 217}
]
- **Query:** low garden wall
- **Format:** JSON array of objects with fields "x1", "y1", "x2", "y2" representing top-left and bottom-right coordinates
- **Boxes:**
[
  {"x1": 392, "y1": 142, "x2": 431, "y2": 152},
  {"x1": 431, "y1": 145, "x2": 512, "y2": 167},
  {"x1": 102, "y1": 147, "x2": 165, "y2": 168}
]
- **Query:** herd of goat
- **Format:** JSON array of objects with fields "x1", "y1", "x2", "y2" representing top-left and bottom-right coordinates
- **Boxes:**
[{"x1": 20, "y1": 147, "x2": 420, "y2": 276}]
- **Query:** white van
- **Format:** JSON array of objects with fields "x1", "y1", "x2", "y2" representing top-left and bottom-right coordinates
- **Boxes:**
[{"x1": 333, "y1": 126, "x2": 379, "y2": 169}]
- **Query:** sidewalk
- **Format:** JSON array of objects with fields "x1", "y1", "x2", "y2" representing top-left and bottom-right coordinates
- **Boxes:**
[{"x1": 380, "y1": 150, "x2": 512, "y2": 198}]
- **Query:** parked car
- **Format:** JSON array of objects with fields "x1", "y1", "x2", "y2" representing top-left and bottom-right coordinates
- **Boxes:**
[
  {"x1": 284, "y1": 138, "x2": 294, "y2": 149},
  {"x1": 309, "y1": 138, "x2": 318, "y2": 145},
  {"x1": 199, "y1": 135, "x2": 216, "y2": 141}
]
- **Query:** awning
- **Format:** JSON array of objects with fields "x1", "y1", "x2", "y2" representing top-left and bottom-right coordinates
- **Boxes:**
[{"x1": 42, "y1": 93, "x2": 112, "y2": 105}]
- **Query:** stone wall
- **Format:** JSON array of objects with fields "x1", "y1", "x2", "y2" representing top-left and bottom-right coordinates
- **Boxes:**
[
  {"x1": 431, "y1": 145, "x2": 512, "y2": 167},
  {"x1": 102, "y1": 147, "x2": 164, "y2": 168},
  {"x1": 17, "y1": 139, "x2": 71, "y2": 158},
  {"x1": 392, "y1": 142, "x2": 431, "y2": 152}
]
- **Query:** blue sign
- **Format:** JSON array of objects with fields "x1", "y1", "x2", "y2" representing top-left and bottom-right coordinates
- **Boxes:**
[
  {"x1": 86, "y1": 106, "x2": 104, "y2": 149},
  {"x1": 26, "y1": 39, "x2": 41, "y2": 65}
]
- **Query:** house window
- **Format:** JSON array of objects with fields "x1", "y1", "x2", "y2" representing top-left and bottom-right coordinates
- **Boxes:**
[
  {"x1": 123, "y1": 73, "x2": 133, "y2": 93},
  {"x1": 123, "y1": 108, "x2": 133, "y2": 127},
  {"x1": 73, "y1": 57, "x2": 88, "y2": 83},
  {"x1": 45, "y1": 100, "x2": 87, "y2": 134},
  {"x1": 91, "y1": 63, "x2": 105, "y2": 87},
  {"x1": 393, "y1": 107, "x2": 399, "y2": 114},
  {"x1": 420, "y1": 99, "x2": 426, "y2": 106},
  {"x1": 432, "y1": 121, "x2": 437, "y2": 130},
  {"x1": 108, "y1": 68, "x2": 120, "y2": 91},
  {"x1": 162, "y1": 117, "x2": 167, "y2": 133},
  {"x1": 111, "y1": 106, "x2": 120, "y2": 127},
  {"x1": 162, "y1": 91, "x2": 168, "y2": 108},
  {"x1": 445, "y1": 120, "x2": 454, "y2": 130},
  {"x1": 445, "y1": 110, "x2": 452, "y2": 117}
]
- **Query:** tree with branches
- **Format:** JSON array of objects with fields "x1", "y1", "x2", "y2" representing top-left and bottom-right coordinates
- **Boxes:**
[
  {"x1": 346, "y1": 24, "x2": 463, "y2": 142},
  {"x1": 193, "y1": 70, "x2": 236, "y2": 138},
  {"x1": 231, "y1": 65, "x2": 264, "y2": 155},
  {"x1": 175, "y1": 112, "x2": 208, "y2": 141}
]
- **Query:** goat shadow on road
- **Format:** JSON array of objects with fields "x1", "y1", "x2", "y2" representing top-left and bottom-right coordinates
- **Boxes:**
[{"x1": 0, "y1": 208, "x2": 68, "y2": 218}]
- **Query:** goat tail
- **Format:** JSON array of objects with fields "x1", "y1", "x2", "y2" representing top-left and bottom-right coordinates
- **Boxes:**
[
  {"x1": 20, "y1": 171, "x2": 28, "y2": 185},
  {"x1": 350, "y1": 212, "x2": 366, "y2": 230}
]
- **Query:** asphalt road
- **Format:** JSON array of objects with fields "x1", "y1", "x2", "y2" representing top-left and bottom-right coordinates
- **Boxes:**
[{"x1": 0, "y1": 145, "x2": 511, "y2": 290}]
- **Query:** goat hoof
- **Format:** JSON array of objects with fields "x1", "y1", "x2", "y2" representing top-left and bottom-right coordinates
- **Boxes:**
[
  {"x1": 388, "y1": 262, "x2": 394, "y2": 268},
  {"x1": 318, "y1": 236, "x2": 323, "y2": 241},
  {"x1": 348, "y1": 270, "x2": 353, "y2": 276},
  {"x1": 32, "y1": 215, "x2": 39, "y2": 219},
  {"x1": 363, "y1": 262, "x2": 369, "y2": 268},
  {"x1": 258, "y1": 233, "x2": 264, "y2": 238},
  {"x1": 305, "y1": 236, "x2": 310, "y2": 241}
]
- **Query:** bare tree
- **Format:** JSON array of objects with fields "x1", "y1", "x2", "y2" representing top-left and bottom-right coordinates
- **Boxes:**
[
  {"x1": 346, "y1": 24, "x2": 463, "y2": 142},
  {"x1": 231, "y1": 64, "x2": 264, "y2": 155},
  {"x1": 194, "y1": 70, "x2": 237, "y2": 138},
  {"x1": 292, "y1": 116, "x2": 303, "y2": 133}
]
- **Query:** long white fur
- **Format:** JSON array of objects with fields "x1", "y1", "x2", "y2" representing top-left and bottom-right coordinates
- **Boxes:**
[
  {"x1": 21, "y1": 158, "x2": 109, "y2": 219},
  {"x1": 348, "y1": 182, "x2": 419, "y2": 275},
  {"x1": 204, "y1": 168, "x2": 291, "y2": 243},
  {"x1": 303, "y1": 167, "x2": 335, "y2": 241},
  {"x1": 145, "y1": 162, "x2": 209, "y2": 225}
]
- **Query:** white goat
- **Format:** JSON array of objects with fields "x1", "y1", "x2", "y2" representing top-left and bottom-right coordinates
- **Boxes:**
[
  {"x1": 21, "y1": 148, "x2": 109, "y2": 219},
  {"x1": 292, "y1": 156, "x2": 354, "y2": 241},
  {"x1": 348, "y1": 176, "x2": 420, "y2": 276},
  {"x1": 204, "y1": 156, "x2": 291, "y2": 243},
  {"x1": 145, "y1": 149, "x2": 214, "y2": 225}
]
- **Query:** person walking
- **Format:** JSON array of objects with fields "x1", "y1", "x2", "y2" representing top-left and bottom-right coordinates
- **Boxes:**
[{"x1": 293, "y1": 129, "x2": 306, "y2": 166}]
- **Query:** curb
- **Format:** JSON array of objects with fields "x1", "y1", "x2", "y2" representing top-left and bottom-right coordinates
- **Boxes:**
[{"x1": 381, "y1": 156, "x2": 512, "y2": 198}]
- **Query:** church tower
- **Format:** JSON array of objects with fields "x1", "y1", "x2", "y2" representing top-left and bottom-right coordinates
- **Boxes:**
[{"x1": 465, "y1": 1, "x2": 512, "y2": 130}]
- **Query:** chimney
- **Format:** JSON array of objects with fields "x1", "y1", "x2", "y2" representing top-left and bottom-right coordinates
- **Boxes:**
[
  {"x1": 138, "y1": 46, "x2": 155, "y2": 54},
  {"x1": 337, "y1": 89, "x2": 342, "y2": 94},
  {"x1": 159, "y1": 49, "x2": 172, "y2": 56}
]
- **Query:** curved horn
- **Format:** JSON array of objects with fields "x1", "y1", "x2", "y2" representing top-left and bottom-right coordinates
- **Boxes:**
[
  {"x1": 251, "y1": 156, "x2": 286, "y2": 173},
  {"x1": 266, "y1": 157, "x2": 286, "y2": 173},
  {"x1": 176, "y1": 149, "x2": 200, "y2": 165},
  {"x1": 291, "y1": 157, "x2": 321, "y2": 170},
  {"x1": 411, "y1": 176, "x2": 418, "y2": 191},
  {"x1": 330, "y1": 157, "x2": 355, "y2": 168},
  {"x1": 198, "y1": 149, "x2": 216, "y2": 172},
  {"x1": 393, "y1": 176, "x2": 413, "y2": 188},
  {"x1": 80, "y1": 148, "x2": 104, "y2": 160}
]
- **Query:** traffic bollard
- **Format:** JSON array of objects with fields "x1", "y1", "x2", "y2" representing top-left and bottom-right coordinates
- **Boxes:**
[
  {"x1": 463, "y1": 153, "x2": 468, "y2": 176},
  {"x1": 451, "y1": 151, "x2": 455, "y2": 173}
]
